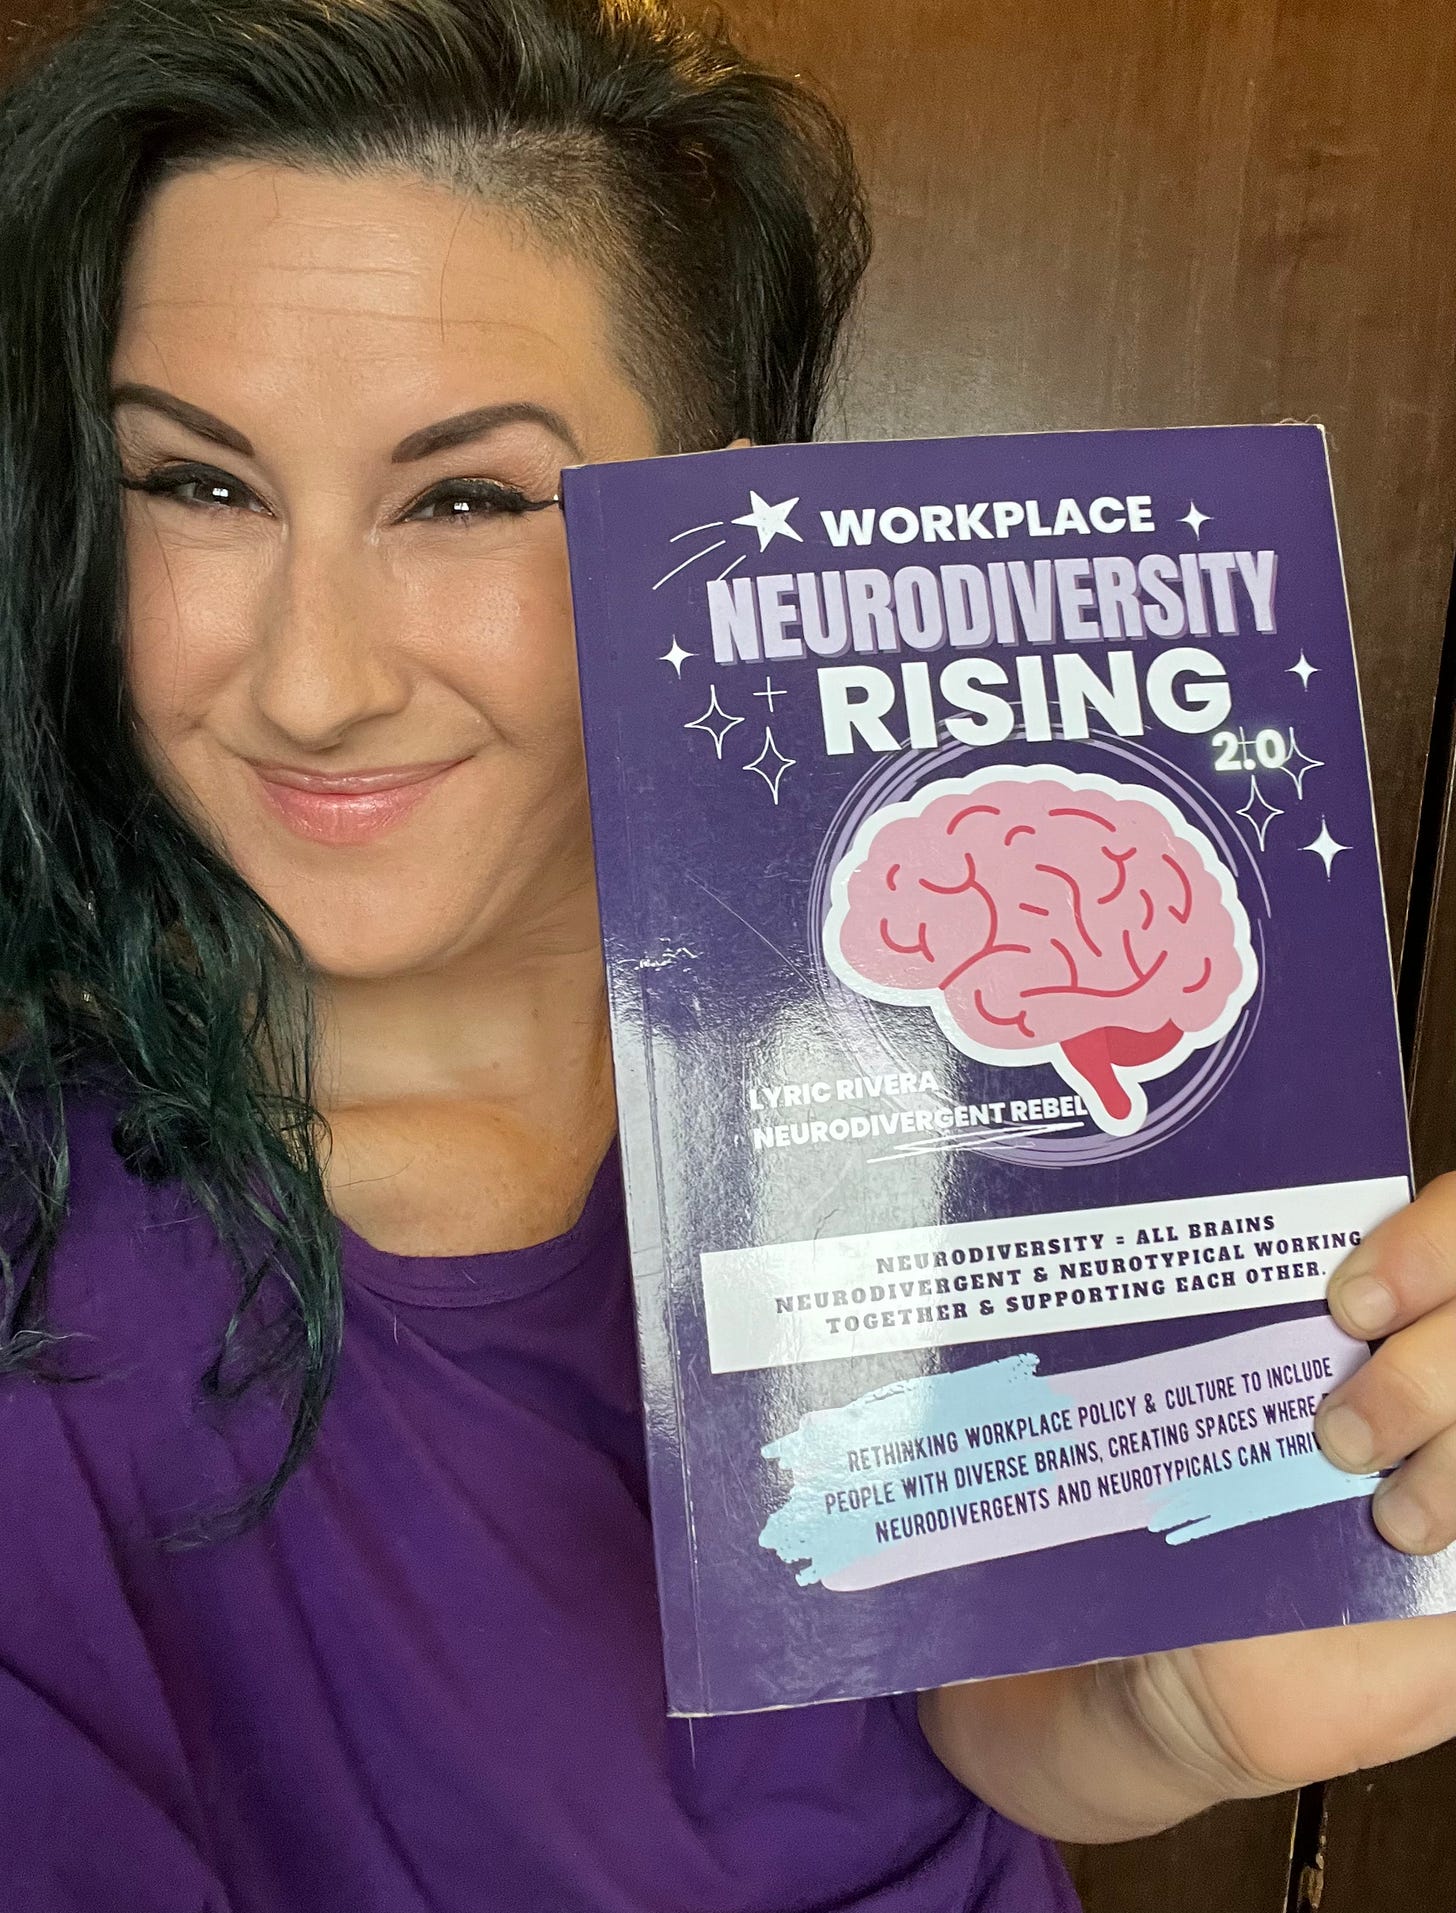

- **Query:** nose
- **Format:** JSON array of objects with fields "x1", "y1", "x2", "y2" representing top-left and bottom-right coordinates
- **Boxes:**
[{"x1": 250, "y1": 534, "x2": 410, "y2": 751}]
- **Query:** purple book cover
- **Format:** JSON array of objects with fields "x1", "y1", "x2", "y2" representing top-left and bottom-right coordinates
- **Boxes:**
[{"x1": 562, "y1": 424, "x2": 1456, "y2": 1717}]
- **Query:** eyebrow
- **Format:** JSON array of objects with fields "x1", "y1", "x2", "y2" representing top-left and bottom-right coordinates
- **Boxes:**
[
  {"x1": 389, "y1": 402, "x2": 583, "y2": 465},
  {"x1": 110, "y1": 383, "x2": 254, "y2": 456},
  {"x1": 109, "y1": 387, "x2": 584, "y2": 466}
]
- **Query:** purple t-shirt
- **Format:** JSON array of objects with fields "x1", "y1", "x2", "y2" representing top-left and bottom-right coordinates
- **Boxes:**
[{"x1": 0, "y1": 1093, "x2": 1079, "y2": 1912}]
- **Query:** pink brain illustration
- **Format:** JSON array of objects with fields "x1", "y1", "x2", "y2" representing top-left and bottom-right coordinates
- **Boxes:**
[{"x1": 826, "y1": 769, "x2": 1256, "y2": 1133}]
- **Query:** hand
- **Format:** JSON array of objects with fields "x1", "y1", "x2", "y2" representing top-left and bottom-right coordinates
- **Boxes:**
[
  {"x1": 1142, "y1": 1173, "x2": 1456, "y2": 1789},
  {"x1": 923, "y1": 1174, "x2": 1456, "y2": 1842}
]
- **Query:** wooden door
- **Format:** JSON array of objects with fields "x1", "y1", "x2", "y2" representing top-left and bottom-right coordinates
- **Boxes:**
[{"x1": 723, "y1": 4, "x2": 1456, "y2": 1910}]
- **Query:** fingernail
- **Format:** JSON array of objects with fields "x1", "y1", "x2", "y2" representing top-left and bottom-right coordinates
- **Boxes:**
[
  {"x1": 1374, "y1": 1481, "x2": 1430, "y2": 1553},
  {"x1": 1317, "y1": 1401, "x2": 1375, "y2": 1471},
  {"x1": 1332, "y1": 1273, "x2": 1398, "y2": 1337}
]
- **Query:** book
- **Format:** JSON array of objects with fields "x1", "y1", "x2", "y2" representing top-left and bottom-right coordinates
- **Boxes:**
[{"x1": 562, "y1": 423, "x2": 1456, "y2": 1717}]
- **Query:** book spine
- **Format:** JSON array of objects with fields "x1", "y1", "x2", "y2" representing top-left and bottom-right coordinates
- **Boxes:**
[{"x1": 1311, "y1": 423, "x2": 1415, "y2": 1189}]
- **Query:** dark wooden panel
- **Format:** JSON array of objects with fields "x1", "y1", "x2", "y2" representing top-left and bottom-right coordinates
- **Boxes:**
[
  {"x1": 735, "y1": 0, "x2": 1456, "y2": 948},
  {"x1": 1407, "y1": 557, "x2": 1456, "y2": 1187},
  {"x1": 1059, "y1": 1794, "x2": 1299, "y2": 1913},
  {"x1": 0, "y1": 0, "x2": 89, "y2": 65},
  {"x1": 1315, "y1": 1742, "x2": 1456, "y2": 1913}
]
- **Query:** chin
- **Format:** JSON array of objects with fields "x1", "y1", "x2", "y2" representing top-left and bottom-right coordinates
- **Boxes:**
[
  {"x1": 293, "y1": 929, "x2": 449, "y2": 981},
  {"x1": 222, "y1": 820, "x2": 589, "y2": 982},
  {"x1": 254, "y1": 875, "x2": 490, "y2": 983}
]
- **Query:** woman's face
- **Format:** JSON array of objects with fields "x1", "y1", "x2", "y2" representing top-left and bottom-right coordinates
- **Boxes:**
[{"x1": 113, "y1": 161, "x2": 661, "y2": 979}]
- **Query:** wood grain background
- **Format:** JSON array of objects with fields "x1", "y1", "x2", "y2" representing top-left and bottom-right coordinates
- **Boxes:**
[
  {"x1": 724, "y1": 4, "x2": 1456, "y2": 1908},
  {"x1": 5, "y1": 0, "x2": 1456, "y2": 1906}
]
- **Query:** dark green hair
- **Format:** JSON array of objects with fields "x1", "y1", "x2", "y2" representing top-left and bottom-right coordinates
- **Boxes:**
[{"x1": 0, "y1": 0, "x2": 870, "y2": 1532}]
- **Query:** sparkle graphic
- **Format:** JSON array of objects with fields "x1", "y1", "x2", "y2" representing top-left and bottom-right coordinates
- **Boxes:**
[
  {"x1": 1279, "y1": 728, "x2": 1324, "y2": 799},
  {"x1": 754, "y1": 675, "x2": 787, "y2": 712},
  {"x1": 1236, "y1": 775, "x2": 1283, "y2": 852},
  {"x1": 733, "y1": 491, "x2": 803, "y2": 550},
  {"x1": 684, "y1": 684, "x2": 744, "y2": 758},
  {"x1": 669, "y1": 519, "x2": 724, "y2": 543},
  {"x1": 1289, "y1": 652, "x2": 1318, "y2": 689},
  {"x1": 1179, "y1": 500, "x2": 1212, "y2": 538},
  {"x1": 745, "y1": 727, "x2": 795, "y2": 803},
  {"x1": 1302, "y1": 817, "x2": 1351, "y2": 877},
  {"x1": 659, "y1": 637, "x2": 693, "y2": 676}
]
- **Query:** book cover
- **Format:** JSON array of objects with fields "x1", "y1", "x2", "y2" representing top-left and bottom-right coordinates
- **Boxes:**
[{"x1": 562, "y1": 423, "x2": 1456, "y2": 1716}]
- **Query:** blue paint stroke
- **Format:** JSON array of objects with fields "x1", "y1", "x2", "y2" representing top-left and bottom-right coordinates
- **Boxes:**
[
  {"x1": 760, "y1": 1355, "x2": 1382, "y2": 1588},
  {"x1": 1149, "y1": 1447, "x2": 1378, "y2": 1545},
  {"x1": 760, "y1": 1355, "x2": 1074, "y2": 1586}
]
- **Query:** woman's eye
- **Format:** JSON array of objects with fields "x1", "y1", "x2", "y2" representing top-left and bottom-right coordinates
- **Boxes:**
[
  {"x1": 401, "y1": 479, "x2": 538, "y2": 523},
  {"x1": 173, "y1": 476, "x2": 261, "y2": 511},
  {"x1": 122, "y1": 464, "x2": 267, "y2": 514}
]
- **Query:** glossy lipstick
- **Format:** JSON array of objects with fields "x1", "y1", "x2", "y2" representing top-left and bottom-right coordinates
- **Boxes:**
[{"x1": 253, "y1": 759, "x2": 464, "y2": 846}]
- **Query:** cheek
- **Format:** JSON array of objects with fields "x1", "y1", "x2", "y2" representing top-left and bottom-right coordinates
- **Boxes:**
[
  {"x1": 409, "y1": 542, "x2": 585, "y2": 759},
  {"x1": 123, "y1": 509, "x2": 265, "y2": 741}
]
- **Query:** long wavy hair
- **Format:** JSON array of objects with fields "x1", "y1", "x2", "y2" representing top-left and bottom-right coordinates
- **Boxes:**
[{"x1": 0, "y1": 0, "x2": 870, "y2": 1534}]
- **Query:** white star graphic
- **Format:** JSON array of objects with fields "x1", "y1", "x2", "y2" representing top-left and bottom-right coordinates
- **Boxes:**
[
  {"x1": 1235, "y1": 776, "x2": 1283, "y2": 852},
  {"x1": 1288, "y1": 652, "x2": 1318, "y2": 689},
  {"x1": 1302, "y1": 817, "x2": 1351, "y2": 877},
  {"x1": 683, "y1": 684, "x2": 743, "y2": 759},
  {"x1": 659, "y1": 637, "x2": 693, "y2": 676},
  {"x1": 1179, "y1": 501, "x2": 1212, "y2": 538},
  {"x1": 744, "y1": 726, "x2": 796, "y2": 803},
  {"x1": 733, "y1": 491, "x2": 803, "y2": 551},
  {"x1": 1279, "y1": 728, "x2": 1324, "y2": 799}
]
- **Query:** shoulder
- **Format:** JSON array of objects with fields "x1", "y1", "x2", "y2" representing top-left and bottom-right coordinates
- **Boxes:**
[
  {"x1": 9, "y1": 1080, "x2": 239, "y2": 1360},
  {"x1": 0, "y1": 1081, "x2": 280, "y2": 1530}
]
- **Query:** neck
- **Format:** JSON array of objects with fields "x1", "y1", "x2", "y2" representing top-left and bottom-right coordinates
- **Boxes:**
[
  {"x1": 310, "y1": 878, "x2": 618, "y2": 1255},
  {"x1": 318, "y1": 923, "x2": 610, "y2": 1110}
]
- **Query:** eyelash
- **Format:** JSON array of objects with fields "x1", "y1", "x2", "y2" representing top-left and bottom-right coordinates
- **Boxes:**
[{"x1": 119, "y1": 461, "x2": 553, "y2": 524}]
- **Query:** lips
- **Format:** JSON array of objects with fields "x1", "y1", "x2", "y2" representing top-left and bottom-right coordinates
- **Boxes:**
[{"x1": 251, "y1": 758, "x2": 465, "y2": 845}]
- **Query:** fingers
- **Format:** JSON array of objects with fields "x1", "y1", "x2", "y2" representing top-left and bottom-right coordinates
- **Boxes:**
[
  {"x1": 1312, "y1": 1177, "x2": 1456, "y2": 1555},
  {"x1": 1316, "y1": 1288, "x2": 1456, "y2": 1553},
  {"x1": 1369, "y1": 1425, "x2": 1456, "y2": 1555},
  {"x1": 1318, "y1": 1291, "x2": 1456, "y2": 1468},
  {"x1": 1326, "y1": 1170, "x2": 1456, "y2": 1341}
]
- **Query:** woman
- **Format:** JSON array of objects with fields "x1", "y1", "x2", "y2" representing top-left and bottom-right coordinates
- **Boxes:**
[{"x1": 2, "y1": 2, "x2": 1456, "y2": 1908}]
